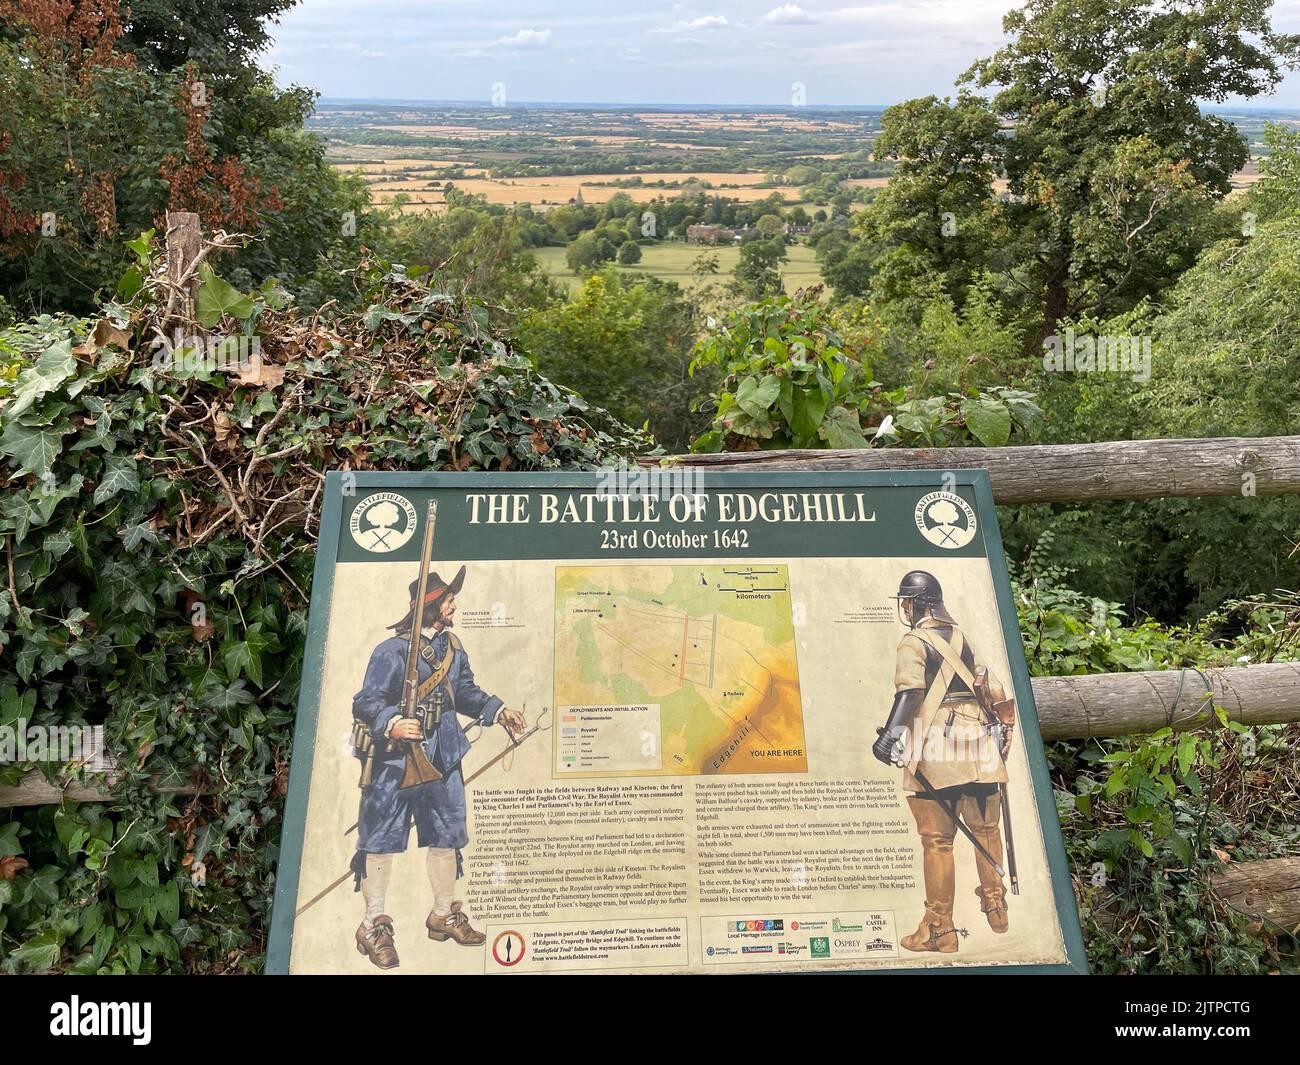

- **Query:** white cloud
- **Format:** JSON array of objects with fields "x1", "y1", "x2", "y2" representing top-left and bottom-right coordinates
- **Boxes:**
[
  {"x1": 497, "y1": 28, "x2": 553, "y2": 48},
  {"x1": 762, "y1": 4, "x2": 818, "y2": 25},
  {"x1": 652, "y1": 14, "x2": 730, "y2": 34}
]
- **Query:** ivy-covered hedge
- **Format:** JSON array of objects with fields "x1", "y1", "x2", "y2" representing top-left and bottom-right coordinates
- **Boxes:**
[{"x1": 0, "y1": 254, "x2": 651, "y2": 973}]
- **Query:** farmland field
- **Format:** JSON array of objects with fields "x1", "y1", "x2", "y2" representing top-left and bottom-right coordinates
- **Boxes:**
[
  {"x1": 533, "y1": 242, "x2": 824, "y2": 294},
  {"x1": 316, "y1": 102, "x2": 891, "y2": 216}
]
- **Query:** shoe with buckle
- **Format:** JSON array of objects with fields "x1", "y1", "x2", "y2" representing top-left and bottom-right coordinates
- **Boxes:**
[
  {"x1": 426, "y1": 901, "x2": 486, "y2": 946},
  {"x1": 356, "y1": 915, "x2": 400, "y2": 969}
]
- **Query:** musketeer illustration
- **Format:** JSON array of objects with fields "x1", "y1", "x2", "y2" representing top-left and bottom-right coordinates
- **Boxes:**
[
  {"x1": 872, "y1": 570, "x2": 1019, "y2": 954},
  {"x1": 348, "y1": 501, "x2": 525, "y2": 970}
]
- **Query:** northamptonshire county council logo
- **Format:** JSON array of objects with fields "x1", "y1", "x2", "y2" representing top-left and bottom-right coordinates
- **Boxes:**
[
  {"x1": 913, "y1": 491, "x2": 977, "y2": 550},
  {"x1": 349, "y1": 492, "x2": 418, "y2": 553}
]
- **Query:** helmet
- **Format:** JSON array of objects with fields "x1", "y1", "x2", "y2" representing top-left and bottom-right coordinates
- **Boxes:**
[{"x1": 891, "y1": 570, "x2": 953, "y2": 627}]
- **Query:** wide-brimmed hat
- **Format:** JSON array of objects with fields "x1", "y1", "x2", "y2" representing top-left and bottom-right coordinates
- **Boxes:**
[{"x1": 389, "y1": 565, "x2": 466, "y2": 630}]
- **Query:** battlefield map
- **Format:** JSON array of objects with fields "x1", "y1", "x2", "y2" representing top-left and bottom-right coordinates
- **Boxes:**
[{"x1": 553, "y1": 565, "x2": 806, "y2": 777}]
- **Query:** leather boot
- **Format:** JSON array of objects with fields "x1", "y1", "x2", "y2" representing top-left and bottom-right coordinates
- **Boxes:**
[
  {"x1": 900, "y1": 901, "x2": 960, "y2": 953},
  {"x1": 356, "y1": 915, "x2": 399, "y2": 969},
  {"x1": 426, "y1": 901, "x2": 486, "y2": 946},
  {"x1": 960, "y1": 789, "x2": 1009, "y2": 934},
  {"x1": 976, "y1": 886, "x2": 1010, "y2": 933},
  {"x1": 904, "y1": 793, "x2": 960, "y2": 953}
]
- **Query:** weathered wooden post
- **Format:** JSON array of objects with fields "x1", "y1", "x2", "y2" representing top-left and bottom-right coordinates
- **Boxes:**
[{"x1": 165, "y1": 210, "x2": 202, "y2": 322}]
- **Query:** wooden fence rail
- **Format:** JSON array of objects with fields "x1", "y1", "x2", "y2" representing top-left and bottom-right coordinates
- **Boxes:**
[{"x1": 659, "y1": 435, "x2": 1300, "y2": 505}]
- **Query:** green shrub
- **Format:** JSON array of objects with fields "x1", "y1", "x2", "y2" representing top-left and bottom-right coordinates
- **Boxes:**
[{"x1": 0, "y1": 251, "x2": 651, "y2": 973}]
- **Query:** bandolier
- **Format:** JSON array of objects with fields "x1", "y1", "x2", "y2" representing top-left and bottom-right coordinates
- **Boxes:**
[{"x1": 873, "y1": 571, "x2": 1017, "y2": 953}]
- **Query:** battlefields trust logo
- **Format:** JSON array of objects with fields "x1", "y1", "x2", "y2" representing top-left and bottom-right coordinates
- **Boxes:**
[
  {"x1": 349, "y1": 492, "x2": 418, "y2": 553},
  {"x1": 914, "y1": 492, "x2": 977, "y2": 550}
]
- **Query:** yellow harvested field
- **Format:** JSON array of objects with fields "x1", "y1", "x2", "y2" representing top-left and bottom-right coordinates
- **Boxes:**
[{"x1": 337, "y1": 162, "x2": 812, "y2": 212}]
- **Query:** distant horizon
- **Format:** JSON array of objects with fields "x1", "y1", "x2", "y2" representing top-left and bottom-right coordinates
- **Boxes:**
[{"x1": 313, "y1": 96, "x2": 1300, "y2": 114}]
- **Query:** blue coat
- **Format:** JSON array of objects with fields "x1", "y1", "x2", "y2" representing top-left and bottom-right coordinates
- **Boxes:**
[
  {"x1": 353, "y1": 630, "x2": 503, "y2": 773},
  {"x1": 351, "y1": 629, "x2": 502, "y2": 854}
]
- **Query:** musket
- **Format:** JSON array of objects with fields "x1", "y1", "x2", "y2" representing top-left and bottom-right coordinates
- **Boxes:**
[
  {"x1": 295, "y1": 708, "x2": 548, "y2": 918},
  {"x1": 396, "y1": 500, "x2": 443, "y2": 791}
]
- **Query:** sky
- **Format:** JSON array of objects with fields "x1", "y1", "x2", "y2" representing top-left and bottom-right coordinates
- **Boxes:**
[{"x1": 263, "y1": 0, "x2": 1300, "y2": 107}]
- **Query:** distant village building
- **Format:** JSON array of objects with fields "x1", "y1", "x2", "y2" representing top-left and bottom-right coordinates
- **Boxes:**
[
  {"x1": 686, "y1": 224, "x2": 737, "y2": 245},
  {"x1": 784, "y1": 222, "x2": 813, "y2": 237},
  {"x1": 687, "y1": 224, "x2": 730, "y2": 245}
]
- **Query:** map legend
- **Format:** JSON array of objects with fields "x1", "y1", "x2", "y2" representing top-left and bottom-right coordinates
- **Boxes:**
[{"x1": 556, "y1": 704, "x2": 663, "y2": 774}]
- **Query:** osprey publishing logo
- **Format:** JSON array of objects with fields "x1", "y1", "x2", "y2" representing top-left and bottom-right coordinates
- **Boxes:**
[
  {"x1": 914, "y1": 491, "x2": 977, "y2": 550},
  {"x1": 349, "y1": 492, "x2": 418, "y2": 553}
]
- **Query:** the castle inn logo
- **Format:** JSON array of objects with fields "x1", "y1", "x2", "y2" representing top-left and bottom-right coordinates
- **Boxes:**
[
  {"x1": 349, "y1": 492, "x2": 418, "y2": 553},
  {"x1": 914, "y1": 491, "x2": 977, "y2": 550}
]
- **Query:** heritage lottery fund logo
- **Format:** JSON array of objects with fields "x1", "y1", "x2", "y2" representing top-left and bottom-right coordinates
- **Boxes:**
[
  {"x1": 349, "y1": 492, "x2": 418, "y2": 553},
  {"x1": 914, "y1": 491, "x2": 977, "y2": 550}
]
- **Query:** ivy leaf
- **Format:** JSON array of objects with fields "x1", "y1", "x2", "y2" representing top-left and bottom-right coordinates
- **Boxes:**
[
  {"x1": 94, "y1": 454, "x2": 140, "y2": 505},
  {"x1": 195, "y1": 266, "x2": 255, "y2": 328},
  {"x1": 6, "y1": 340, "x2": 76, "y2": 419},
  {"x1": 0, "y1": 418, "x2": 72, "y2": 479},
  {"x1": 201, "y1": 679, "x2": 255, "y2": 721},
  {"x1": 120, "y1": 518, "x2": 158, "y2": 551},
  {"x1": 962, "y1": 397, "x2": 1012, "y2": 447}
]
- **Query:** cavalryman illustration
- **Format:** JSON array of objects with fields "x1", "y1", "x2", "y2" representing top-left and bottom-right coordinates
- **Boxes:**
[
  {"x1": 349, "y1": 565, "x2": 526, "y2": 969},
  {"x1": 872, "y1": 570, "x2": 1018, "y2": 954}
]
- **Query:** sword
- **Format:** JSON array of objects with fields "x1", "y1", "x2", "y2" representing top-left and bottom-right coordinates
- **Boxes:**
[
  {"x1": 912, "y1": 766, "x2": 1006, "y2": 879},
  {"x1": 295, "y1": 707, "x2": 549, "y2": 918},
  {"x1": 1000, "y1": 781, "x2": 1020, "y2": 895}
]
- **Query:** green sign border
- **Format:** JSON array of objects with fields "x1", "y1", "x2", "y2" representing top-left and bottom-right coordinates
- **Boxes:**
[{"x1": 266, "y1": 469, "x2": 1089, "y2": 976}]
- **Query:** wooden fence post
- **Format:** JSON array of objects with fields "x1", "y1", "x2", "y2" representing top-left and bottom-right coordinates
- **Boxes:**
[{"x1": 165, "y1": 210, "x2": 201, "y2": 321}]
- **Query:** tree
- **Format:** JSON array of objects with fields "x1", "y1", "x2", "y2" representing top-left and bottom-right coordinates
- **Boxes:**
[
  {"x1": 617, "y1": 241, "x2": 642, "y2": 265},
  {"x1": 733, "y1": 237, "x2": 787, "y2": 299},
  {"x1": 964, "y1": 0, "x2": 1300, "y2": 334},
  {"x1": 843, "y1": 93, "x2": 1004, "y2": 308},
  {"x1": 0, "y1": 0, "x2": 370, "y2": 314},
  {"x1": 120, "y1": 0, "x2": 300, "y2": 72},
  {"x1": 521, "y1": 271, "x2": 710, "y2": 450},
  {"x1": 385, "y1": 203, "x2": 553, "y2": 313},
  {"x1": 565, "y1": 232, "x2": 612, "y2": 275}
]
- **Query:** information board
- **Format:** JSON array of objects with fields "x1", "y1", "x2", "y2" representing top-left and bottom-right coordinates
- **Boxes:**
[{"x1": 267, "y1": 469, "x2": 1087, "y2": 974}]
